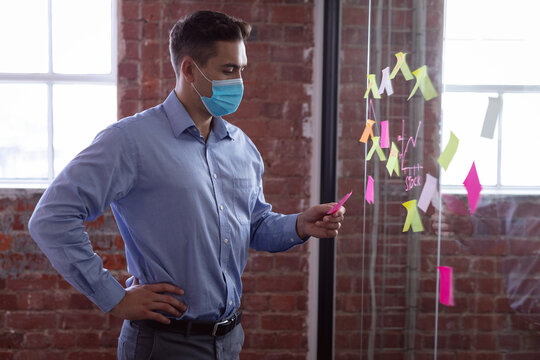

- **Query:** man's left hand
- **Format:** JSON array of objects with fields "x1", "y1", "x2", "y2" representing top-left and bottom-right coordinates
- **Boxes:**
[{"x1": 296, "y1": 204, "x2": 346, "y2": 239}]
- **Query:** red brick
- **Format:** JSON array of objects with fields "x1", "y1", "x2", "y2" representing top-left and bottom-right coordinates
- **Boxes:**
[
  {"x1": 256, "y1": 275, "x2": 304, "y2": 292},
  {"x1": 6, "y1": 312, "x2": 56, "y2": 330},
  {"x1": 0, "y1": 331, "x2": 24, "y2": 348},
  {"x1": 243, "y1": 294, "x2": 269, "y2": 312},
  {"x1": 272, "y1": 5, "x2": 313, "y2": 24},
  {"x1": 269, "y1": 295, "x2": 296, "y2": 312},
  {"x1": 121, "y1": 2, "x2": 139, "y2": 21},
  {"x1": 23, "y1": 332, "x2": 49, "y2": 349},
  {"x1": 260, "y1": 314, "x2": 304, "y2": 331},
  {"x1": 270, "y1": 45, "x2": 307, "y2": 63},
  {"x1": 58, "y1": 312, "x2": 107, "y2": 330},
  {"x1": 52, "y1": 331, "x2": 76, "y2": 349},
  {"x1": 0, "y1": 234, "x2": 11, "y2": 251},
  {"x1": 7, "y1": 274, "x2": 57, "y2": 291}
]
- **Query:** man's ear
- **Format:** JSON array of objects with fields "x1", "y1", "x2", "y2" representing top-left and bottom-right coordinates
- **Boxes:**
[{"x1": 180, "y1": 57, "x2": 196, "y2": 83}]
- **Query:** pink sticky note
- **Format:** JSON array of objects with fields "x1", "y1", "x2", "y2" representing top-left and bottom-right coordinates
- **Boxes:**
[
  {"x1": 438, "y1": 266, "x2": 455, "y2": 306},
  {"x1": 365, "y1": 176, "x2": 374, "y2": 204},
  {"x1": 380, "y1": 120, "x2": 390, "y2": 148},
  {"x1": 463, "y1": 162, "x2": 482, "y2": 214},
  {"x1": 441, "y1": 194, "x2": 469, "y2": 216},
  {"x1": 328, "y1": 191, "x2": 352, "y2": 214},
  {"x1": 418, "y1": 173, "x2": 437, "y2": 212}
]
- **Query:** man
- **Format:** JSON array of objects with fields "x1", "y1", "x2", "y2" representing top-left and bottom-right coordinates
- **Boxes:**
[{"x1": 28, "y1": 10, "x2": 346, "y2": 360}]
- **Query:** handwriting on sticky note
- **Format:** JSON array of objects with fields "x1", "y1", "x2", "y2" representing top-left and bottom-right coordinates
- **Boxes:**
[
  {"x1": 328, "y1": 191, "x2": 352, "y2": 214},
  {"x1": 438, "y1": 266, "x2": 455, "y2": 306}
]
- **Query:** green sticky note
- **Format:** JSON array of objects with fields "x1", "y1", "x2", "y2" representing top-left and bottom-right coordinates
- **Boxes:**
[
  {"x1": 366, "y1": 136, "x2": 386, "y2": 161},
  {"x1": 363, "y1": 74, "x2": 381, "y2": 99},
  {"x1": 402, "y1": 199, "x2": 424, "y2": 232},
  {"x1": 390, "y1": 52, "x2": 414, "y2": 81},
  {"x1": 407, "y1": 65, "x2": 438, "y2": 101},
  {"x1": 386, "y1": 142, "x2": 400, "y2": 177},
  {"x1": 437, "y1": 131, "x2": 459, "y2": 171}
]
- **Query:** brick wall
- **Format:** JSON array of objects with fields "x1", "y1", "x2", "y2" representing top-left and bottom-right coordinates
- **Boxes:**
[{"x1": 0, "y1": 0, "x2": 315, "y2": 359}]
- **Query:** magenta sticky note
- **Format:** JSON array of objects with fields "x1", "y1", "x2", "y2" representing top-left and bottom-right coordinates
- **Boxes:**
[
  {"x1": 380, "y1": 120, "x2": 390, "y2": 148},
  {"x1": 438, "y1": 266, "x2": 455, "y2": 306},
  {"x1": 328, "y1": 191, "x2": 352, "y2": 214},
  {"x1": 366, "y1": 176, "x2": 374, "y2": 204},
  {"x1": 463, "y1": 162, "x2": 482, "y2": 214}
]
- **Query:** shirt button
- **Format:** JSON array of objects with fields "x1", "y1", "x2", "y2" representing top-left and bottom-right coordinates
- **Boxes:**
[
  {"x1": 224, "y1": 238, "x2": 229, "y2": 244},
  {"x1": 229, "y1": 301, "x2": 233, "y2": 306},
  {"x1": 213, "y1": 173, "x2": 217, "y2": 179},
  {"x1": 290, "y1": 238, "x2": 295, "y2": 243},
  {"x1": 220, "y1": 205, "x2": 224, "y2": 211}
]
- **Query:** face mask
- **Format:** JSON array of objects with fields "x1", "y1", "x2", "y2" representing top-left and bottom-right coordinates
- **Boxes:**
[{"x1": 191, "y1": 62, "x2": 244, "y2": 117}]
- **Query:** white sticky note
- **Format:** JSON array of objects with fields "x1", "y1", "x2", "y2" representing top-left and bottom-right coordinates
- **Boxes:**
[
  {"x1": 480, "y1": 97, "x2": 501, "y2": 139},
  {"x1": 378, "y1": 66, "x2": 394, "y2": 96}
]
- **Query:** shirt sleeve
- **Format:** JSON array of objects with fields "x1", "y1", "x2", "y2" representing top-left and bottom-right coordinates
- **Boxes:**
[
  {"x1": 248, "y1": 166, "x2": 307, "y2": 252},
  {"x1": 28, "y1": 124, "x2": 138, "y2": 313}
]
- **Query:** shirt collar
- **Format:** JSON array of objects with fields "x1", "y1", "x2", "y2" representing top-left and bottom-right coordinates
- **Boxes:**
[{"x1": 163, "y1": 91, "x2": 235, "y2": 141}]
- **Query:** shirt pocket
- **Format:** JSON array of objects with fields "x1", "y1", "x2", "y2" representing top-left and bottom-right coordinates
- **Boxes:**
[{"x1": 233, "y1": 178, "x2": 258, "y2": 225}]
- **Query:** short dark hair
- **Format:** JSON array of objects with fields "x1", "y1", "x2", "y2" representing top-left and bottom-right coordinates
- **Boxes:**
[{"x1": 169, "y1": 10, "x2": 251, "y2": 77}]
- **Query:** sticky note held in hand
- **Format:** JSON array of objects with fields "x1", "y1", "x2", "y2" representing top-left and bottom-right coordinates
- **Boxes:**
[{"x1": 327, "y1": 192, "x2": 352, "y2": 214}]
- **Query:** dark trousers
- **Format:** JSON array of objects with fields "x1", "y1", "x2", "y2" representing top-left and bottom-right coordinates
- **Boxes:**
[{"x1": 117, "y1": 319, "x2": 244, "y2": 360}]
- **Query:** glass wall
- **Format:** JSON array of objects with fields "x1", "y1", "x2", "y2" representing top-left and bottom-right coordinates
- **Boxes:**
[{"x1": 335, "y1": 0, "x2": 540, "y2": 358}]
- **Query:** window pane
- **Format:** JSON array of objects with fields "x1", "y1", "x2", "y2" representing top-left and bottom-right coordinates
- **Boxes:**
[
  {"x1": 445, "y1": 0, "x2": 539, "y2": 40},
  {"x1": 53, "y1": 84, "x2": 117, "y2": 176},
  {"x1": 52, "y1": 0, "x2": 112, "y2": 74},
  {"x1": 443, "y1": 40, "x2": 540, "y2": 86},
  {"x1": 0, "y1": 1, "x2": 48, "y2": 73},
  {"x1": 441, "y1": 92, "x2": 498, "y2": 186},
  {"x1": 0, "y1": 84, "x2": 48, "y2": 178},
  {"x1": 500, "y1": 93, "x2": 540, "y2": 186},
  {"x1": 444, "y1": 0, "x2": 540, "y2": 85}
]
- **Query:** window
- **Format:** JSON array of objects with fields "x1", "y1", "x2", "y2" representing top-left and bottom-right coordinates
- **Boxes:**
[
  {"x1": 441, "y1": 0, "x2": 540, "y2": 192},
  {"x1": 0, "y1": 0, "x2": 117, "y2": 187}
]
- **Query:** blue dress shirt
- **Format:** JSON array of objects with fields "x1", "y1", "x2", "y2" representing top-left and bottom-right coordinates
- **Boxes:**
[{"x1": 29, "y1": 91, "x2": 306, "y2": 321}]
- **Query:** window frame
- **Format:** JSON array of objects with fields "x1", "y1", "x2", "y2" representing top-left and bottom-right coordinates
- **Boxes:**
[{"x1": 0, "y1": 0, "x2": 118, "y2": 189}]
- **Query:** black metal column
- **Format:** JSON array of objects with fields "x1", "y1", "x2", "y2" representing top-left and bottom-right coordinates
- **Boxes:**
[{"x1": 317, "y1": 0, "x2": 340, "y2": 359}]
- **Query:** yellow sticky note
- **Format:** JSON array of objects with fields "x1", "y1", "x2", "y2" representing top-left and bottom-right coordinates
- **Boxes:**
[
  {"x1": 366, "y1": 136, "x2": 386, "y2": 161},
  {"x1": 363, "y1": 74, "x2": 381, "y2": 99},
  {"x1": 390, "y1": 52, "x2": 414, "y2": 81},
  {"x1": 359, "y1": 119, "x2": 376, "y2": 143},
  {"x1": 407, "y1": 65, "x2": 438, "y2": 101},
  {"x1": 386, "y1": 142, "x2": 400, "y2": 177},
  {"x1": 437, "y1": 131, "x2": 459, "y2": 171},
  {"x1": 402, "y1": 199, "x2": 424, "y2": 232}
]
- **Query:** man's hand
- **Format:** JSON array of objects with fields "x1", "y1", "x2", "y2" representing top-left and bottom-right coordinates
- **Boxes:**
[
  {"x1": 296, "y1": 204, "x2": 346, "y2": 239},
  {"x1": 110, "y1": 279, "x2": 187, "y2": 325},
  {"x1": 431, "y1": 212, "x2": 473, "y2": 237}
]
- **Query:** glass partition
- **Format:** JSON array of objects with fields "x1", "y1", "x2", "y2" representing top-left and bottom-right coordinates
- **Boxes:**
[{"x1": 335, "y1": 0, "x2": 540, "y2": 358}]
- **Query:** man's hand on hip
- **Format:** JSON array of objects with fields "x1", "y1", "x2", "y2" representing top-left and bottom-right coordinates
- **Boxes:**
[{"x1": 110, "y1": 279, "x2": 187, "y2": 324}]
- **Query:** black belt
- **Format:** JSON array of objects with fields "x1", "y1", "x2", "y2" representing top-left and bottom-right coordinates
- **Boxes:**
[{"x1": 132, "y1": 311, "x2": 242, "y2": 337}]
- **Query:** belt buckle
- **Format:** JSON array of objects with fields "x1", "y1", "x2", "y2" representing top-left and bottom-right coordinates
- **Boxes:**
[{"x1": 212, "y1": 318, "x2": 231, "y2": 336}]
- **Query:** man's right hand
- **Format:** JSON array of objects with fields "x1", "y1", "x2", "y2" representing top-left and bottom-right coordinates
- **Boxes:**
[{"x1": 110, "y1": 280, "x2": 187, "y2": 324}]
